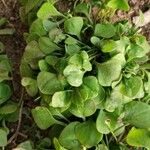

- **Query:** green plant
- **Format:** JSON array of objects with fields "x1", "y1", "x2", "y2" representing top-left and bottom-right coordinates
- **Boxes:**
[
  {"x1": 0, "y1": 18, "x2": 19, "y2": 148},
  {"x1": 20, "y1": 0, "x2": 150, "y2": 149}
]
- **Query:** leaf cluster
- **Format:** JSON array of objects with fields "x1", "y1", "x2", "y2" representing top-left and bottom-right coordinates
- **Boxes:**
[{"x1": 19, "y1": 0, "x2": 150, "y2": 150}]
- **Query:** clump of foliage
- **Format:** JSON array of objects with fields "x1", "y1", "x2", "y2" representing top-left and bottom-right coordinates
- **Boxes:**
[
  {"x1": 0, "y1": 18, "x2": 18, "y2": 148},
  {"x1": 20, "y1": 0, "x2": 150, "y2": 149}
]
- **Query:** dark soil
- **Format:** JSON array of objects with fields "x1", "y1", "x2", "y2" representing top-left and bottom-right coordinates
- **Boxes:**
[{"x1": 0, "y1": 0, "x2": 150, "y2": 149}]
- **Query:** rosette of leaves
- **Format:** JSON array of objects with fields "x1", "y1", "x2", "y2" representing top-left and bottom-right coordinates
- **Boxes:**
[{"x1": 21, "y1": 1, "x2": 150, "y2": 149}]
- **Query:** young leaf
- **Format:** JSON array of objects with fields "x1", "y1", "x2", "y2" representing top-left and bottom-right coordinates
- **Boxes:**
[
  {"x1": 123, "y1": 101, "x2": 150, "y2": 128},
  {"x1": 63, "y1": 65, "x2": 84, "y2": 87},
  {"x1": 38, "y1": 59, "x2": 50, "y2": 71},
  {"x1": 126, "y1": 128, "x2": 150, "y2": 149},
  {"x1": 107, "y1": 0, "x2": 130, "y2": 11},
  {"x1": 37, "y1": 71, "x2": 63, "y2": 95},
  {"x1": 64, "y1": 17, "x2": 83, "y2": 38},
  {"x1": 101, "y1": 40, "x2": 117, "y2": 53},
  {"x1": 75, "y1": 121, "x2": 103, "y2": 148},
  {"x1": 32, "y1": 106, "x2": 58, "y2": 130},
  {"x1": 59, "y1": 122, "x2": 81, "y2": 150},
  {"x1": 37, "y1": 2, "x2": 62, "y2": 20},
  {"x1": 0, "y1": 129, "x2": 7, "y2": 147},
  {"x1": 94, "y1": 23, "x2": 116, "y2": 38}
]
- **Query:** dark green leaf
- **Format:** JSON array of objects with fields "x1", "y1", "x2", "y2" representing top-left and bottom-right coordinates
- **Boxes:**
[
  {"x1": 0, "y1": 83, "x2": 12, "y2": 105},
  {"x1": 75, "y1": 121, "x2": 103, "y2": 148},
  {"x1": 59, "y1": 122, "x2": 81, "y2": 150}
]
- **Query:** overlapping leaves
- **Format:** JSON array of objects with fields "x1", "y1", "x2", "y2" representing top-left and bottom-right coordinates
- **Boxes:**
[{"x1": 20, "y1": 1, "x2": 150, "y2": 149}]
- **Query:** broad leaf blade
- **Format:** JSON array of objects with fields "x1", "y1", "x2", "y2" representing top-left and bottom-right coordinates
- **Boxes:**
[
  {"x1": 37, "y1": 2, "x2": 62, "y2": 20},
  {"x1": 123, "y1": 101, "x2": 150, "y2": 128},
  {"x1": 126, "y1": 128, "x2": 150, "y2": 149},
  {"x1": 64, "y1": 17, "x2": 83, "y2": 38},
  {"x1": 32, "y1": 106, "x2": 58, "y2": 130}
]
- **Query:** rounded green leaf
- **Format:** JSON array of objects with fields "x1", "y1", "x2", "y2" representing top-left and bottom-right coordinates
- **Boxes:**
[
  {"x1": 96, "y1": 110, "x2": 117, "y2": 134},
  {"x1": 0, "y1": 83, "x2": 12, "y2": 105},
  {"x1": 30, "y1": 19, "x2": 47, "y2": 36},
  {"x1": 126, "y1": 127, "x2": 150, "y2": 149},
  {"x1": 120, "y1": 76, "x2": 144, "y2": 98},
  {"x1": 38, "y1": 59, "x2": 50, "y2": 72},
  {"x1": 74, "y1": 3, "x2": 90, "y2": 17},
  {"x1": 0, "y1": 103, "x2": 18, "y2": 114},
  {"x1": 53, "y1": 138, "x2": 67, "y2": 150},
  {"x1": 39, "y1": 37, "x2": 60, "y2": 54},
  {"x1": 97, "y1": 59, "x2": 121, "y2": 87},
  {"x1": 124, "y1": 101, "x2": 150, "y2": 128},
  {"x1": 94, "y1": 23, "x2": 116, "y2": 38},
  {"x1": 32, "y1": 106, "x2": 58, "y2": 130},
  {"x1": 64, "y1": 17, "x2": 83, "y2": 38},
  {"x1": 51, "y1": 91, "x2": 72, "y2": 108},
  {"x1": 107, "y1": 0, "x2": 130, "y2": 11},
  {"x1": 37, "y1": 2, "x2": 62, "y2": 20},
  {"x1": 17, "y1": 140, "x2": 33, "y2": 150},
  {"x1": 22, "y1": 41, "x2": 45, "y2": 66},
  {"x1": 70, "y1": 99, "x2": 96, "y2": 119},
  {"x1": 63, "y1": 65, "x2": 84, "y2": 87},
  {"x1": 37, "y1": 71, "x2": 62, "y2": 95},
  {"x1": 75, "y1": 121, "x2": 103, "y2": 148},
  {"x1": 80, "y1": 76, "x2": 99, "y2": 99},
  {"x1": 0, "y1": 129, "x2": 7, "y2": 147},
  {"x1": 101, "y1": 40, "x2": 117, "y2": 53},
  {"x1": 90, "y1": 36, "x2": 101, "y2": 48},
  {"x1": 59, "y1": 122, "x2": 81, "y2": 150},
  {"x1": 22, "y1": 77, "x2": 38, "y2": 97}
]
